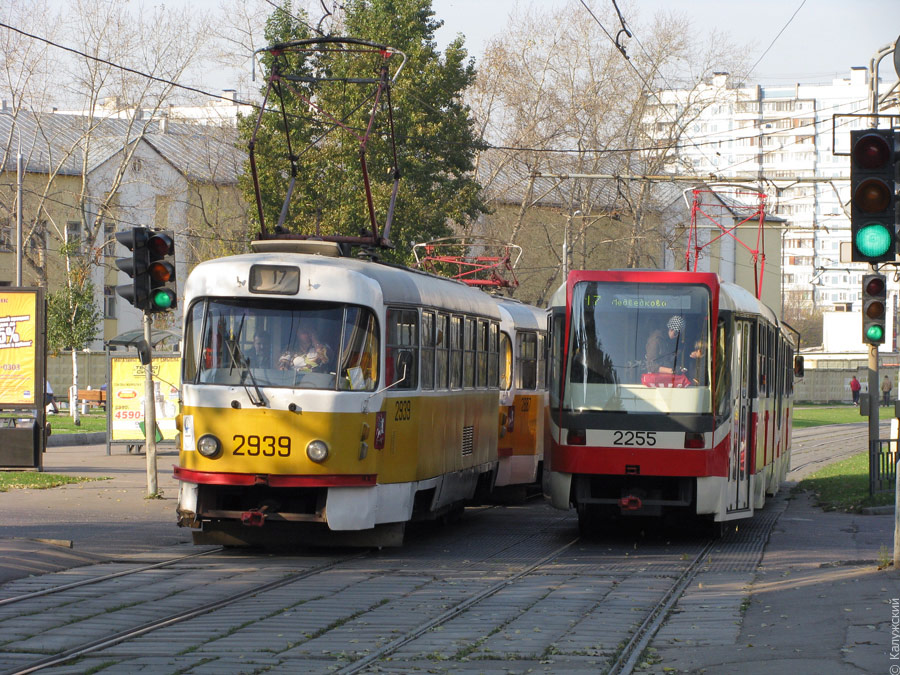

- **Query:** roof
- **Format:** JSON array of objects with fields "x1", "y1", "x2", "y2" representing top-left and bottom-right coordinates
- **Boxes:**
[
  {"x1": 0, "y1": 110, "x2": 245, "y2": 183},
  {"x1": 106, "y1": 329, "x2": 182, "y2": 349}
]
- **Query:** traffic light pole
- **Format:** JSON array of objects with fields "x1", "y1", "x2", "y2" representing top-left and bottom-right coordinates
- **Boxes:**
[
  {"x1": 868, "y1": 341, "x2": 879, "y2": 483},
  {"x1": 143, "y1": 311, "x2": 158, "y2": 497}
]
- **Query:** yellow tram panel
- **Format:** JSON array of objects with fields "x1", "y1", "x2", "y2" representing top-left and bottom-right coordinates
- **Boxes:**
[{"x1": 179, "y1": 405, "x2": 379, "y2": 477}]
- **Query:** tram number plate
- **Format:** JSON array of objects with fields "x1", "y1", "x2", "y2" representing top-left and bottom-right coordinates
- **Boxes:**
[
  {"x1": 232, "y1": 435, "x2": 291, "y2": 457},
  {"x1": 612, "y1": 431, "x2": 657, "y2": 447},
  {"x1": 394, "y1": 399, "x2": 411, "y2": 421}
]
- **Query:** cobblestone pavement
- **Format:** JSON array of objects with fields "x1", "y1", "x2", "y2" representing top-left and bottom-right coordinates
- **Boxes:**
[{"x1": 0, "y1": 426, "x2": 896, "y2": 674}]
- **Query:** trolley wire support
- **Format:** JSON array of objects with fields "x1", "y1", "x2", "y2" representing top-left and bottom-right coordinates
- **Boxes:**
[
  {"x1": 249, "y1": 37, "x2": 407, "y2": 251},
  {"x1": 686, "y1": 187, "x2": 768, "y2": 299},
  {"x1": 412, "y1": 237, "x2": 522, "y2": 290}
]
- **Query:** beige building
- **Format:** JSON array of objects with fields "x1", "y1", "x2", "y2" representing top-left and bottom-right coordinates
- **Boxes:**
[{"x1": 0, "y1": 110, "x2": 249, "y2": 347}]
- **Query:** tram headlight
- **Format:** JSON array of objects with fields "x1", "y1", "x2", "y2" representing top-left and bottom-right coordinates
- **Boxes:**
[
  {"x1": 197, "y1": 434, "x2": 222, "y2": 458},
  {"x1": 306, "y1": 440, "x2": 329, "y2": 463}
]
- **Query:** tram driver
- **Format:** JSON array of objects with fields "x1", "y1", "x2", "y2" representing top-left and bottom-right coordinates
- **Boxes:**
[{"x1": 645, "y1": 315, "x2": 688, "y2": 375}]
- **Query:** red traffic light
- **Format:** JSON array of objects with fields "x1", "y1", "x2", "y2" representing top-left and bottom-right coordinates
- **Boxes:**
[
  {"x1": 866, "y1": 275, "x2": 886, "y2": 297},
  {"x1": 852, "y1": 132, "x2": 892, "y2": 169},
  {"x1": 148, "y1": 232, "x2": 174, "y2": 257}
]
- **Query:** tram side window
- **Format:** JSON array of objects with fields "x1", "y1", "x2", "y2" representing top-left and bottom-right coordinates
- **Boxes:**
[
  {"x1": 537, "y1": 332, "x2": 547, "y2": 390},
  {"x1": 488, "y1": 322, "x2": 500, "y2": 388},
  {"x1": 713, "y1": 318, "x2": 732, "y2": 418},
  {"x1": 387, "y1": 308, "x2": 418, "y2": 389},
  {"x1": 517, "y1": 332, "x2": 538, "y2": 391},
  {"x1": 183, "y1": 301, "x2": 204, "y2": 382},
  {"x1": 758, "y1": 323, "x2": 768, "y2": 395},
  {"x1": 436, "y1": 313, "x2": 449, "y2": 389},
  {"x1": 422, "y1": 311, "x2": 435, "y2": 390},
  {"x1": 549, "y1": 311, "x2": 564, "y2": 406},
  {"x1": 464, "y1": 317, "x2": 476, "y2": 388},
  {"x1": 450, "y1": 315, "x2": 463, "y2": 389},
  {"x1": 500, "y1": 331, "x2": 512, "y2": 391},
  {"x1": 768, "y1": 327, "x2": 776, "y2": 397},
  {"x1": 338, "y1": 307, "x2": 378, "y2": 391},
  {"x1": 476, "y1": 319, "x2": 488, "y2": 388}
]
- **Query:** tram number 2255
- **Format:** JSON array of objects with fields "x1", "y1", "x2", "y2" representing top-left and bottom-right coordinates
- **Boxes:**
[
  {"x1": 232, "y1": 435, "x2": 291, "y2": 456},
  {"x1": 612, "y1": 431, "x2": 657, "y2": 446}
]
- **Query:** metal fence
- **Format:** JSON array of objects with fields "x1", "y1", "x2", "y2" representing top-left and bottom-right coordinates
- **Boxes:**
[{"x1": 870, "y1": 438, "x2": 897, "y2": 495}]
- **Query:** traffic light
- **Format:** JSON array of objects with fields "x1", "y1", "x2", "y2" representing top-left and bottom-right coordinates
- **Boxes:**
[
  {"x1": 115, "y1": 226, "x2": 150, "y2": 310},
  {"x1": 147, "y1": 231, "x2": 177, "y2": 312},
  {"x1": 850, "y1": 129, "x2": 896, "y2": 263},
  {"x1": 862, "y1": 273, "x2": 887, "y2": 345}
]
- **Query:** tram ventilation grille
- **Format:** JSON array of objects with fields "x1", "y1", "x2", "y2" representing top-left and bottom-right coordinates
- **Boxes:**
[{"x1": 462, "y1": 425, "x2": 474, "y2": 456}]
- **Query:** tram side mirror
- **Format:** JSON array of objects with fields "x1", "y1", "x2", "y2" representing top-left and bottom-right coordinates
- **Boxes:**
[{"x1": 793, "y1": 355, "x2": 804, "y2": 378}]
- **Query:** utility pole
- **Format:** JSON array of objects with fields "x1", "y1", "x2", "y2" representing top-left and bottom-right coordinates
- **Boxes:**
[{"x1": 143, "y1": 312, "x2": 158, "y2": 496}]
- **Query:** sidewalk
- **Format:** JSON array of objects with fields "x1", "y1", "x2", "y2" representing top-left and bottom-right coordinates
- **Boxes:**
[
  {"x1": 0, "y1": 441, "x2": 192, "y2": 584},
  {"x1": 645, "y1": 486, "x2": 900, "y2": 674}
]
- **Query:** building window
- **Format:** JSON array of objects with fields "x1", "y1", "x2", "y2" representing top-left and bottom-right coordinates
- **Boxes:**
[
  {"x1": 104, "y1": 285, "x2": 117, "y2": 319},
  {"x1": 104, "y1": 220, "x2": 116, "y2": 257},
  {"x1": 66, "y1": 221, "x2": 83, "y2": 254},
  {"x1": 0, "y1": 219, "x2": 11, "y2": 252}
]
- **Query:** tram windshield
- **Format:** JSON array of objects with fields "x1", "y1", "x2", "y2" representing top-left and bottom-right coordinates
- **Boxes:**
[
  {"x1": 561, "y1": 281, "x2": 711, "y2": 414},
  {"x1": 183, "y1": 298, "x2": 378, "y2": 391}
]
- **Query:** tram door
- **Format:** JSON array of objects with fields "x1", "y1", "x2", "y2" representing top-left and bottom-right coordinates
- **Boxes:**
[{"x1": 728, "y1": 319, "x2": 752, "y2": 512}]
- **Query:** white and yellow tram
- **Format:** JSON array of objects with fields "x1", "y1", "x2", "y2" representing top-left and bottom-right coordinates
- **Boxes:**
[
  {"x1": 174, "y1": 240, "x2": 507, "y2": 545},
  {"x1": 544, "y1": 270, "x2": 799, "y2": 532},
  {"x1": 495, "y1": 299, "x2": 548, "y2": 492}
]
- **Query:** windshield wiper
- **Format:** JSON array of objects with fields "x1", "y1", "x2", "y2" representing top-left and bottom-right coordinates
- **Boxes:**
[{"x1": 227, "y1": 316, "x2": 268, "y2": 408}]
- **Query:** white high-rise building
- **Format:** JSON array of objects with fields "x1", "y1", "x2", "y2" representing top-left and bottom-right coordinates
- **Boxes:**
[{"x1": 649, "y1": 68, "x2": 898, "y2": 316}]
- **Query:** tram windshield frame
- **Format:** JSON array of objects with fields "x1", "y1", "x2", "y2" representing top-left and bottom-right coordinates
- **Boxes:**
[
  {"x1": 559, "y1": 281, "x2": 712, "y2": 415},
  {"x1": 183, "y1": 297, "x2": 379, "y2": 391}
]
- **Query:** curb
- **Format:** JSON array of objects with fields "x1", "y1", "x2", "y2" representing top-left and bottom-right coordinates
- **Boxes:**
[
  {"x1": 47, "y1": 432, "x2": 106, "y2": 447},
  {"x1": 861, "y1": 504, "x2": 895, "y2": 515}
]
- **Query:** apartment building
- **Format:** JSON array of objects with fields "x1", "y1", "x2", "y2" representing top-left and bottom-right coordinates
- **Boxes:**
[{"x1": 648, "y1": 68, "x2": 899, "y2": 322}]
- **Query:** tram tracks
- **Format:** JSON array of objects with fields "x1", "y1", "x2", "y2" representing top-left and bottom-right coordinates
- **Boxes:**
[
  {"x1": 5, "y1": 550, "x2": 371, "y2": 675},
  {"x1": 789, "y1": 423, "x2": 876, "y2": 478},
  {"x1": 0, "y1": 549, "x2": 223, "y2": 609},
  {"x1": 0, "y1": 503, "x2": 767, "y2": 675}
]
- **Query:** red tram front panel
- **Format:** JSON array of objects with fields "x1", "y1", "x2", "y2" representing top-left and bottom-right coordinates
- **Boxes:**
[{"x1": 544, "y1": 269, "x2": 794, "y2": 526}]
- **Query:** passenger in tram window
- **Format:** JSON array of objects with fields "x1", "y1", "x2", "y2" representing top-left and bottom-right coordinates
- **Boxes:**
[
  {"x1": 688, "y1": 337, "x2": 708, "y2": 385},
  {"x1": 248, "y1": 332, "x2": 272, "y2": 368},
  {"x1": 645, "y1": 315, "x2": 687, "y2": 374},
  {"x1": 279, "y1": 327, "x2": 332, "y2": 372}
]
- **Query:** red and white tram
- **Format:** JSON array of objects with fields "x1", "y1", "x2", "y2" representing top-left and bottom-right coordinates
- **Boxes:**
[{"x1": 544, "y1": 270, "x2": 799, "y2": 532}]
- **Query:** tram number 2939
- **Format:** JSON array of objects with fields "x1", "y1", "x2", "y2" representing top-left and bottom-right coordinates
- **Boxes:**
[
  {"x1": 612, "y1": 430, "x2": 657, "y2": 446},
  {"x1": 233, "y1": 435, "x2": 292, "y2": 456}
]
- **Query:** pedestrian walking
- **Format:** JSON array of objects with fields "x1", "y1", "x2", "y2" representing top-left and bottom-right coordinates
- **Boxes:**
[
  {"x1": 849, "y1": 375, "x2": 861, "y2": 406},
  {"x1": 882, "y1": 375, "x2": 893, "y2": 407}
]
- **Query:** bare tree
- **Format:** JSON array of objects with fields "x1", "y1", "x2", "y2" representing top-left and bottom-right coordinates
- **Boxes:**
[
  {"x1": 0, "y1": 0, "x2": 213, "y2": 418},
  {"x1": 469, "y1": 1, "x2": 751, "y2": 304}
]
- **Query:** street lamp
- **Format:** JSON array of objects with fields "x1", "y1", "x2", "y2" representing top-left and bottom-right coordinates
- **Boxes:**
[{"x1": 0, "y1": 108, "x2": 23, "y2": 286}]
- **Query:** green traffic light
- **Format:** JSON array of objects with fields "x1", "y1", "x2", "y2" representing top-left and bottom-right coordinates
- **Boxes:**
[
  {"x1": 866, "y1": 324, "x2": 885, "y2": 342},
  {"x1": 855, "y1": 223, "x2": 893, "y2": 258},
  {"x1": 150, "y1": 289, "x2": 176, "y2": 310}
]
